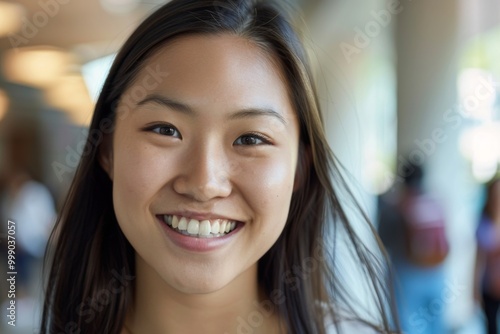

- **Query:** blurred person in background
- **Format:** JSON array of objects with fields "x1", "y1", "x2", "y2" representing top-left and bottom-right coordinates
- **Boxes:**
[
  {"x1": 378, "y1": 161, "x2": 450, "y2": 334},
  {"x1": 473, "y1": 177, "x2": 500, "y2": 334},
  {"x1": 0, "y1": 116, "x2": 56, "y2": 327}
]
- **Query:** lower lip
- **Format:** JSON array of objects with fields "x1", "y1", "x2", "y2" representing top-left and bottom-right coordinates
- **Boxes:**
[{"x1": 157, "y1": 217, "x2": 243, "y2": 252}]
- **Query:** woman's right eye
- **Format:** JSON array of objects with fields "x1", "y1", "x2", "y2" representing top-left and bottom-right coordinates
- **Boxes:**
[{"x1": 146, "y1": 124, "x2": 182, "y2": 139}]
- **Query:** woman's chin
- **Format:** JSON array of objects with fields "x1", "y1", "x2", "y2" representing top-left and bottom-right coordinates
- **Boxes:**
[
  {"x1": 168, "y1": 278, "x2": 229, "y2": 295},
  {"x1": 158, "y1": 266, "x2": 254, "y2": 296}
]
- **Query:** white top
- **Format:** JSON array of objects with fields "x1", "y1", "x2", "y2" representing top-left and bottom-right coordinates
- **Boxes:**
[
  {"x1": 327, "y1": 320, "x2": 381, "y2": 333},
  {"x1": 2, "y1": 180, "x2": 56, "y2": 257}
]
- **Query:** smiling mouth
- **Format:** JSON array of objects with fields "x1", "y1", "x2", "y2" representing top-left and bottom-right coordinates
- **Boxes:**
[{"x1": 160, "y1": 215, "x2": 239, "y2": 238}]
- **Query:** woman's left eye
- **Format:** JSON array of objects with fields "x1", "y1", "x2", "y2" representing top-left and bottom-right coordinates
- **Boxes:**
[
  {"x1": 234, "y1": 133, "x2": 270, "y2": 146},
  {"x1": 146, "y1": 124, "x2": 182, "y2": 138}
]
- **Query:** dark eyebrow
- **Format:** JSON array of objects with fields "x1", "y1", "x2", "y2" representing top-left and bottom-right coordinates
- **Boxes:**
[
  {"x1": 137, "y1": 94, "x2": 287, "y2": 125},
  {"x1": 228, "y1": 108, "x2": 287, "y2": 125},
  {"x1": 137, "y1": 94, "x2": 195, "y2": 115}
]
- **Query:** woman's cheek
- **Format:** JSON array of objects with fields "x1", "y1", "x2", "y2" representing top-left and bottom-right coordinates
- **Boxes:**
[
  {"x1": 241, "y1": 156, "x2": 295, "y2": 217},
  {"x1": 112, "y1": 137, "x2": 169, "y2": 221}
]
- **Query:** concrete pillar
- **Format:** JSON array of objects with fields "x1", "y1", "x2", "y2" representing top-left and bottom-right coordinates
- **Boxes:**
[{"x1": 396, "y1": 0, "x2": 479, "y2": 328}]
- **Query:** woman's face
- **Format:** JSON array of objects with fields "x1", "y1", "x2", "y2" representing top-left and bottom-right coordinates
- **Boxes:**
[{"x1": 103, "y1": 34, "x2": 300, "y2": 294}]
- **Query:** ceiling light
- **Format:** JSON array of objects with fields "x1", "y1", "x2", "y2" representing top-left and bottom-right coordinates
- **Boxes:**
[
  {"x1": 0, "y1": 2, "x2": 24, "y2": 37},
  {"x1": 45, "y1": 74, "x2": 94, "y2": 126},
  {"x1": 2, "y1": 47, "x2": 74, "y2": 88}
]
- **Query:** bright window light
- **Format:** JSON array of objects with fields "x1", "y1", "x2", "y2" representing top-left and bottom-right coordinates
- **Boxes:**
[{"x1": 81, "y1": 54, "x2": 116, "y2": 102}]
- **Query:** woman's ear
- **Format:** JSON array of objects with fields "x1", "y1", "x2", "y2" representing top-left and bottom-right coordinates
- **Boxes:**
[
  {"x1": 98, "y1": 135, "x2": 114, "y2": 181},
  {"x1": 293, "y1": 143, "x2": 311, "y2": 192}
]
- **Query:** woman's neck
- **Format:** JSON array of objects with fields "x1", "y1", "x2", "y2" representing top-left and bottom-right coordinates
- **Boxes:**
[{"x1": 124, "y1": 257, "x2": 282, "y2": 334}]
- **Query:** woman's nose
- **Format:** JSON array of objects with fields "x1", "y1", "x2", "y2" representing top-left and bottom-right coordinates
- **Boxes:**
[{"x1": 172, "y1": 144, "x2": 233, "y2": 202}]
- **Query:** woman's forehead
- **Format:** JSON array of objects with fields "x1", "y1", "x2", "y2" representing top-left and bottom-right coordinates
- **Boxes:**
[{"x1": 128, "y1": 34, "x2": 294, "y2": 116}]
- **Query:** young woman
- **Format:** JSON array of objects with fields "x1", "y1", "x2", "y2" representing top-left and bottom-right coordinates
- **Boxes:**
[
  {"x1": 41, "y1": 0, "x2": 398, "y2": 333},
  {"x1": 474, "y1": 178, "x2": 500, "y2": 334}
]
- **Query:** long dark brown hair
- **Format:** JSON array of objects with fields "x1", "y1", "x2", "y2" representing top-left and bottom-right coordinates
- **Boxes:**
[{"x1": 42, "y1": 0, "x2": 398, "y2": 333}]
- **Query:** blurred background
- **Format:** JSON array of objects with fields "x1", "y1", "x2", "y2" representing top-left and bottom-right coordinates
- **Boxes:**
[{"x1": 0, "y1": 0, "x2": 499, "y2": 333}]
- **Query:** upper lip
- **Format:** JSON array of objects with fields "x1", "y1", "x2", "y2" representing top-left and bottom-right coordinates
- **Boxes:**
[{"x1": 159, "y1": 211, "x2": 243, "y2": 223}]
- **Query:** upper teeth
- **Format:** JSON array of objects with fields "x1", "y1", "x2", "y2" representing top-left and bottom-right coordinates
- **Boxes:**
[{"x1": 163, "y1": 215, "x2": 237, "y2": 238}]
